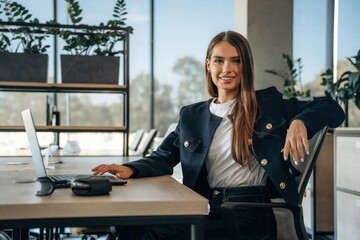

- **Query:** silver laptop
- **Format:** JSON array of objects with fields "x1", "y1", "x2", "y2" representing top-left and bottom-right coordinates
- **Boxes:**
[
  {"x1": 21, "y1": 109, "x2": 126, "y2": 188},
  {"x1": 21, "y1": 109, "x2": 84, "y2": 187}
]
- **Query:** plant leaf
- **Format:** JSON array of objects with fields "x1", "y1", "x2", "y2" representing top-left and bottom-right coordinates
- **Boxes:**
[
  {"x1": 349, "y1": 72, "x2": 360, "y2": 89},
  {"x1": 354, "y1": 94, "x2": 360, "y2": 109}
]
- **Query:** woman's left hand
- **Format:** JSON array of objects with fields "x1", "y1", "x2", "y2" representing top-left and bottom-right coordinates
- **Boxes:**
[{"x1": 282, "y1": 119, "x2": 309, "y2": 165}]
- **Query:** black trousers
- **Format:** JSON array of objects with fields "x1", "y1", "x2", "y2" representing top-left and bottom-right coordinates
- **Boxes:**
[{"x1": 116, "y1": 186, "x2": 277, "y2": 240}]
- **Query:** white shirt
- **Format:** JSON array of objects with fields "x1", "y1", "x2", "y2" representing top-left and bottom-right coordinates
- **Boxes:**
[{"x1": 206, "y1": 98, "x2": 267, "y2": 188}]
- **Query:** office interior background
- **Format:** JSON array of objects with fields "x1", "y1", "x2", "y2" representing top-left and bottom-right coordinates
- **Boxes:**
[
  {"x1": 1, "y1": 0, "x2": 360, "y2": 239},
  {"x1": 0, "y1": 0, "x2": 359, "y2": 155},
  {"x1": 0, "y1": 0, "x2": 358, "y2": 156}
]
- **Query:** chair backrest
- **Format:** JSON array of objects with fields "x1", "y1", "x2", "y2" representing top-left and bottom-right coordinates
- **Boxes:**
[
  {"x1": 129, "y1": 129, "x2": 144, "y2": 152},
  {"x1": 292, "y1": 126, "x2": 329, "y2": 204},
  {"x1": 137, "y1": 129, "x2": 157, "y2": 156},
  {"x1": 219, "y1": 126, "x2": 330, "y2": 240},
  {"x1": 164, "y1": 123, "x2": 177, "y2": 139},
  {"x1": 274, "y1": 126, "x2": 329, "y2": 239}
]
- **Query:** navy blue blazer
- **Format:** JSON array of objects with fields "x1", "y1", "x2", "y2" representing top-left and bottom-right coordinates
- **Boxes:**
[{"x1": 124, "y1": 87, "x2": 345, "y2": 205}]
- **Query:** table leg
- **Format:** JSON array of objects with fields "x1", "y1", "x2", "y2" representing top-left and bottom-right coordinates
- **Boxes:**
[{"x1": 191, "y1": 216, "x2": 204, "y2": 240}]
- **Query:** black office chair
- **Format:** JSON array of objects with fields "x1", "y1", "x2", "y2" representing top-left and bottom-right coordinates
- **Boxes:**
[{"x1": 220, "y1": 126, "x2": 329, "y2": 240}]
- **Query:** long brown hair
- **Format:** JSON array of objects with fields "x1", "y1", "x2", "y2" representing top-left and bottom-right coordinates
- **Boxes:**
[{"x1": 205, "y1": 31, "x2": 258, "y2": 167}]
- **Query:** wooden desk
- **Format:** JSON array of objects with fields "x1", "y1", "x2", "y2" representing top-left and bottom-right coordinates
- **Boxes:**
[{"x1": 0, "y1": 156, "x2": 208, "y2": 239}]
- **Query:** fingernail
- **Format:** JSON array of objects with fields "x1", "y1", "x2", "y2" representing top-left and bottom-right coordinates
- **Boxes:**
[
  {"x1": 281, "y1": 149, "x2": 284, "y2": 153},
  {"x1": 306, "y1": 151, "x2": 310, "y2": 155},
  {"x1": 301, "y1": 158, "x2": 304, "y2": 162},
  {"x1": 295, "y1": 161, "x2": 299, "y2": 165},
  {"x1": 283, "y1": 155, "x2": 288, "y2": 161}
]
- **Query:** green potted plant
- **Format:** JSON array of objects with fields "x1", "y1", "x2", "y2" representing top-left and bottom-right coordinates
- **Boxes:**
[
  {"x1": 0, "y1": 0, "x2": 49, "y2": 82},
  {"x1": 60, "y1": 0, "x2": 133, "y2": 85},
  {"x1": 321, "y1": 50, "x2": 360, "y2": 127},
  {"x1": 265, "y1": 54, "x2": 310, "y2": 99}
]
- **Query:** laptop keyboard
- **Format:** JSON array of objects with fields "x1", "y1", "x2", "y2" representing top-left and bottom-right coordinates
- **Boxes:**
[{"x1": 50, "y1": 174, "x2": 77, "y2": 182}]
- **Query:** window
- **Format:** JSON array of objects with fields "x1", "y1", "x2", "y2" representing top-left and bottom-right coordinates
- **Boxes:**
[
  {"x1": 337, "y1": 0, "x2": 360, "y2": 127},
  {"x1": 154, "y1": 0, "x2": 234, "y2": 135},
  {"x1": 293, "y1": 0, "x2": 327, "y2": 97},
  {"x1": 0, "y1": 0, "x2": 54, "y2": 154},
  {"x1": 0, "y1": 0, "x2": 234, "y2": 154},
  {"x1": 0, "y1": 0, "x2": 149, "y2": 154}
]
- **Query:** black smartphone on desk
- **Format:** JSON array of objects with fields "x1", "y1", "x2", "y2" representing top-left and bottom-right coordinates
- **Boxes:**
[{"x1": 110, "y1": 177, "x2": 127, "y2": 185}]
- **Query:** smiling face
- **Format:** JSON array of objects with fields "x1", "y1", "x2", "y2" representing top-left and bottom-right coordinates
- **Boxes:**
[{"x1": 206, "y1": 41, "x2": 242, "y2": 103}]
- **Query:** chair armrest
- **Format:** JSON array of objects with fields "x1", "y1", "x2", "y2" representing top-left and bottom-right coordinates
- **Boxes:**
[
  {"x1": 221, "y1": 201, "x2": 290, "y2": 209},
  {"x1": 220, "y1": 201, "x2": 300, "y2": 214}
]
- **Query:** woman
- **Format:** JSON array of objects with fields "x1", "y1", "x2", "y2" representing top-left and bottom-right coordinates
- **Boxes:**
[{"x1": 92, "y1": 31, "x2": 345, "y2": 239}]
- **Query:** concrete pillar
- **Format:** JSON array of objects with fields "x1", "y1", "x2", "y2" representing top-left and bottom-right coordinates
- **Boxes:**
[{"x1": 234, "y1": 0, "x2": 293, "y2": 91}]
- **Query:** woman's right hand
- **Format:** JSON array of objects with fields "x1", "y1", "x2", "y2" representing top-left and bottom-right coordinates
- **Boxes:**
[{"x1": 91, "y1": 164, "x2": 134, "y2": 179}]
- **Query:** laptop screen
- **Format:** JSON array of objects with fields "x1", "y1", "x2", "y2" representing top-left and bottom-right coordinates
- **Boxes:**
[{"x1": 21, "y1": 109, "x2": 48, "y2": 178}]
